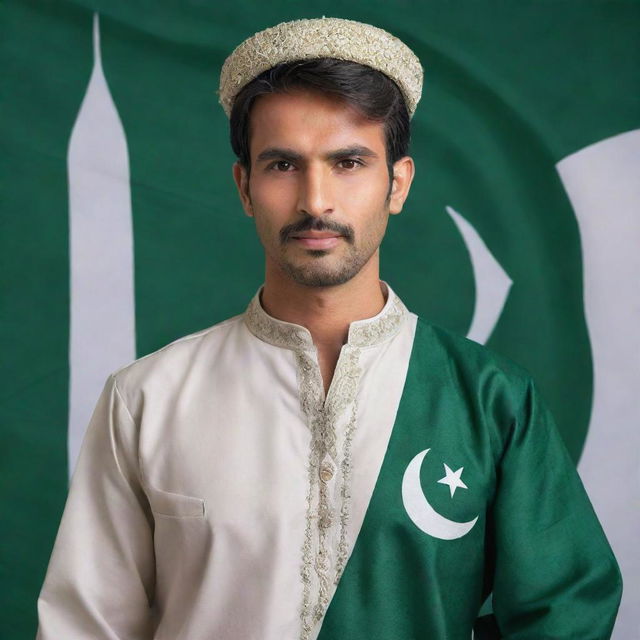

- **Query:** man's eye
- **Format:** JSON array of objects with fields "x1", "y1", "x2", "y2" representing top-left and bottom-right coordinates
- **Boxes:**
[
  {"x1": 270, "y1": 160, "x2": 293, "y2": 171},
  {"x1": 338, "y1": 158, "x2": 363, "y2": 170}
]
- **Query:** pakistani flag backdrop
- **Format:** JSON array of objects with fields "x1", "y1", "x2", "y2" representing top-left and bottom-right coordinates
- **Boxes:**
[{"x1": 1, "y1": 1, "x2": 638, "y2": 638}]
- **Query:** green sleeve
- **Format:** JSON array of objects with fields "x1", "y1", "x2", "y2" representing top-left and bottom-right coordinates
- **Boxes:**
[{"x1": 491, "y1": 379, "x2": 622, "y2": 639}]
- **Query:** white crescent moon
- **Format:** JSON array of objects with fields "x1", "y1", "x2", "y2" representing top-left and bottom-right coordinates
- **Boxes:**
[
  {"x1": 402, "y1": 449, "x2": 478, "y2": 540},
  {"x1": 446, "y1": 206, "x2": 512, "y2": 345}
]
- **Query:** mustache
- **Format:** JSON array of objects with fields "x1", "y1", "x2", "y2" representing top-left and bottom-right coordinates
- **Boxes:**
[{"x1": 280, "y1": 216, "x2": 355, "y2": 244}]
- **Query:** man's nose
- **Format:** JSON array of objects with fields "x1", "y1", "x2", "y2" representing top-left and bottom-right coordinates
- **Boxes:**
[{"x1": 296, "y1": 165, "x2": 334, "y2": 217}]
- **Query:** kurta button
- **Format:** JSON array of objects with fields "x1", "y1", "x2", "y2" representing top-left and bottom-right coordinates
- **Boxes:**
[{"x1": 319, "y1": 463, "x2": 334, "y2": 483}]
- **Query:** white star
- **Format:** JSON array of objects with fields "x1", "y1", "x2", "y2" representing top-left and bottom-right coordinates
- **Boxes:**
[{"x1": 437, "y1": 464, "x2": 468, "y2": 498}]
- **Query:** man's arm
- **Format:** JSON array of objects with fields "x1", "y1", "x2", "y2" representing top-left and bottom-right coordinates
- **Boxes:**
[
  {"x1": 37, "y1": 375, "x2": 155, "y2": 639},
  {"x1": 491, "y1": 379, "x2": 622, "y2": 639}
]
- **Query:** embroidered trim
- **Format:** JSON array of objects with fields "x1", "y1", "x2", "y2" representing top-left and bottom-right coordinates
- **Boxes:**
[
  {"x1": 296, "y1": 350, "x2": 324, "y2": 637},
  {"x1": 244, "y1": 282, "x2": 407, "y2": 351},
  {"x1": 244, "y1": 295, "x2": 314, "y2": 350},
  {"x1": 298, "y1": 345, "x2": 362, "y2": 638},
  {"x1": 348, "y1": 292, "x2": 407, "y2": 348},
  {"x1": 335, "y1": 399, "x2": 358, "y2": 582}
]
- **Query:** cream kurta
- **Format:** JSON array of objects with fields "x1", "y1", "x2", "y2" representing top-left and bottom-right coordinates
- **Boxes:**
[{"x1": 37, "y1": 283, "x2": 417, "y2": 640}]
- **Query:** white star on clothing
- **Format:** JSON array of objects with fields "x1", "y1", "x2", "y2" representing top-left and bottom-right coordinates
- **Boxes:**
[{"x1": 437, "y1": 464, "x2": 468, "y2": 497}]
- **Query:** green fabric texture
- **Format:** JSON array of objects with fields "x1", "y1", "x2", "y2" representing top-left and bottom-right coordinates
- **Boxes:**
[{"x1": 318, "y1": 320, "x2": 622, "y2": 639}]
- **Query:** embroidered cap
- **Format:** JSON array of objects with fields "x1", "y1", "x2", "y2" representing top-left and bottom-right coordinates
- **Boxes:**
[{"x1": 218, "y1": 17, "x2": 424, "y2": 119}]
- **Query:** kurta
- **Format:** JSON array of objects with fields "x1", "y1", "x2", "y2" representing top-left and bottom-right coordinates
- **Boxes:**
[{"x1": 36, "y1": 282, "x2": 622, "y2": 639}]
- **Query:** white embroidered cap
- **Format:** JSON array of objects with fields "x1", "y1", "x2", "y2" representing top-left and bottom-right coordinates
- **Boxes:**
[{"x1": 218, "y1": 17, "x2": 424, "y2": 118}]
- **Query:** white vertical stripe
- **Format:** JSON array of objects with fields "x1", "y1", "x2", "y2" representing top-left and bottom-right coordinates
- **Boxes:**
[
  {"x1": 68, "y1": 13, "x2": 136, "y2": 476},
  {"x1": 557, "y1": 129, "x2": 640, "y2": 639}
]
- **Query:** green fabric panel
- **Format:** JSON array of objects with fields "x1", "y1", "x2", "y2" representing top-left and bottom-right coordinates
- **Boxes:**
[{"x1": 318, "y1": 320, "x2": 621, "y2": 639}]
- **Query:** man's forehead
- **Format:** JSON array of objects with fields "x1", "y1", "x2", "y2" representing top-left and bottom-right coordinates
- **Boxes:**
[
  {"x1": 248, "y1": 91, "x2": 386, "y2": 159},
  {"x1": 250, "y1": 90, "x2": 372, "y2": 127}
]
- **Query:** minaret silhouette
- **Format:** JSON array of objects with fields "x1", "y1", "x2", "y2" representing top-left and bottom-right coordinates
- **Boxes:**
[{"x1": 67, "y1": 12, "x2": 136, "y2": 477}]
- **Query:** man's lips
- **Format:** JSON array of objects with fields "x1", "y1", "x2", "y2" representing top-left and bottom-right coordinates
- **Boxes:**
[
  {"x1": 280, "y1": 216, "x2": 354, "y2": 246},
  {"x1": 289, "y1": 231, "x2": 343, "y2": 250}
]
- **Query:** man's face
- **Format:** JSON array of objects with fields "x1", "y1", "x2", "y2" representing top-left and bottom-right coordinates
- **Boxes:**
[{"x1": 233, "y1": 89, "x2": 412, "y2": 288}]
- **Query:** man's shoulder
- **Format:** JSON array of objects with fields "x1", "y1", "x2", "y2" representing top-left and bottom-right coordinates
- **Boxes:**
[
  {"x1": 111, "y1": 313, "x2": 245, "y2": 395},
  {"x1": 410, "y1": 317, "x2": 544, "y2": 444},
  {"x1": 412, "y1": 316, "x2": 533, "y2": 394}
]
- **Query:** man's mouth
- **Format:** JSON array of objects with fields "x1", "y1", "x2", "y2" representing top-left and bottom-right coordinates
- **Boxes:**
[
  {"x1": 289, "y1": 231, "x2": 343, "y2": 250},
  {"x1": 281, "y1": 217, "x2": 354, "y2": 248}
]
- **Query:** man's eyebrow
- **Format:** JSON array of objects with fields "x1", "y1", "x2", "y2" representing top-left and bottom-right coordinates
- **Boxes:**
[
  {"x1": 255, "y1": 145, "x2": 379, "y2": 164},
  {"x1": 256, "y1": 148, "x2": 304, "y2": 164},
  {"x1": 325, "y1": 146, "x2": 379, "y2": 161}
]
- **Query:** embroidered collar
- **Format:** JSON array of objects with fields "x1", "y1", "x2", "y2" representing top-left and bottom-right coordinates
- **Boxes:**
[{"x1": 244, "y1": 281, "x2": 408, "y2": 351}]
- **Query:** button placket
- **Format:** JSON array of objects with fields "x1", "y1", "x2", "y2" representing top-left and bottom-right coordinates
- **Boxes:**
[{"x1": 319, "y1": 461, "x2": 335, "y2": 483}]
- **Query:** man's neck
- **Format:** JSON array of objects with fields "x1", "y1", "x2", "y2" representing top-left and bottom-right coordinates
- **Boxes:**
[
  {"x1": 259, "y1": 263, "x2": 387, "y2": 350},
  {"x1": 260, "y1": 263, "x2": 386, "y2": 396}
]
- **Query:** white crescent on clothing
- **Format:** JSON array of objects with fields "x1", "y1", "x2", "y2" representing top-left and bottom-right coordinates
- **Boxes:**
[{"x1": 402, "y1": 448, "x2": 479, "y2": 540}]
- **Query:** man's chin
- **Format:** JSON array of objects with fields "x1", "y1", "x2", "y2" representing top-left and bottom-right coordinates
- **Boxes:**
[{"x1": 281, "y1": 262, "x2": 360, "y2": 288}]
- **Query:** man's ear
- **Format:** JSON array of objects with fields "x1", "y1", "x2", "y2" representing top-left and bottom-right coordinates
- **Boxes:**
[
  {"x1": 232, "y1": 162, "x2": 253, "y2": 217},
  {"x1": 388, "y1": 156, "x2": 415, "y2": 215}
]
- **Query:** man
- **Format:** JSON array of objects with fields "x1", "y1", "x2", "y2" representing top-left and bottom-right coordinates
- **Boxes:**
[{"x1": 37, "y1": 17, "x2": 621, "y2": 640}]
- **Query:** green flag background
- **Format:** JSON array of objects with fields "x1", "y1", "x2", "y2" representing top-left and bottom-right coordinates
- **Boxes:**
[{"x1": 1, "y1": 1, "x2": 638, "y2": 637}]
